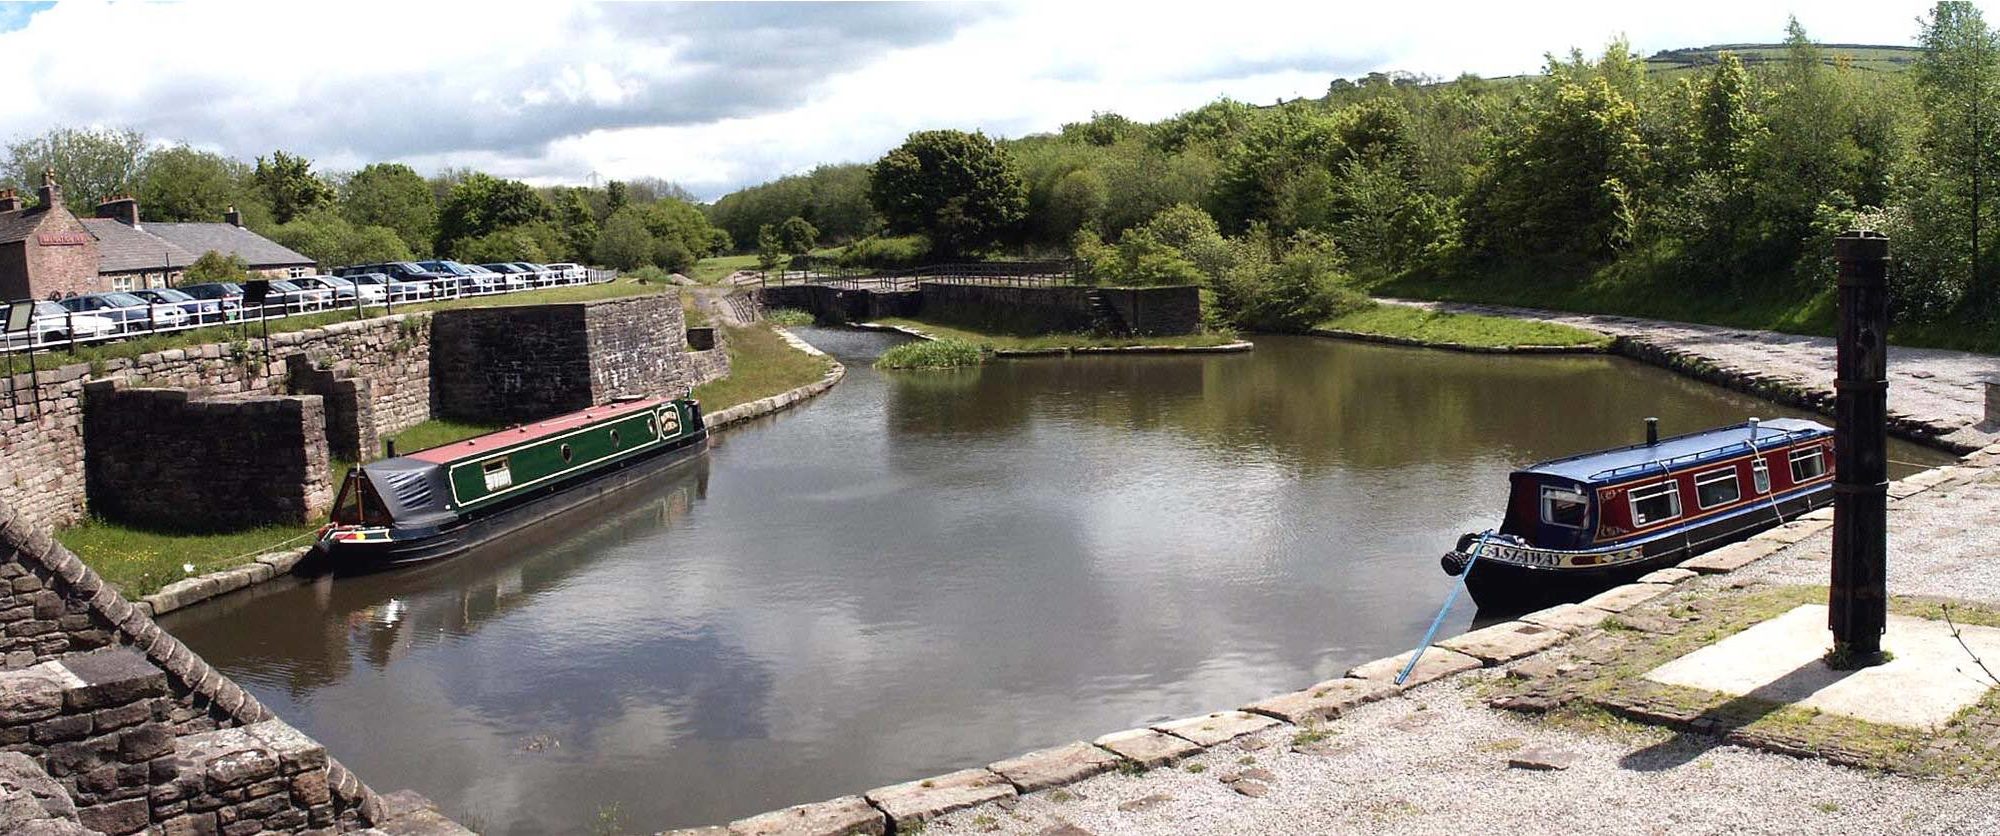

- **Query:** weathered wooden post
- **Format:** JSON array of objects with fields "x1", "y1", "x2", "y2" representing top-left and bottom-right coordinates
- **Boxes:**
[{"x1": 1830, "y1": 229, "x2": 1889, "y2": 664}]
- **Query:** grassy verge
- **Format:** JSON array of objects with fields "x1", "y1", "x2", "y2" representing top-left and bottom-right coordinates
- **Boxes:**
[
  {"x1": 871, "y1": 317, "x2": 1238, "y2": 351},
  {"x1": 17, "y1": 280, "x2": 675, "y2": 372},
  {"x1": 876, "y1": 338, "x2": 983, "y2": 370},
  {"x1": 1316, "y1": 305, "x2": 1611, "y2": 349},
  {"x1": 689, "y1": 254, "x2": 765, "y2": 285},
  {"x1": 692, "y1": 323, "x2": 833, "y2": 411},
  {"x1": 765, "y1": 308, "x2": 815, "y2": 326},
  {"x1": 56, "y1": 417, "x2": 497, "y2": 597}
]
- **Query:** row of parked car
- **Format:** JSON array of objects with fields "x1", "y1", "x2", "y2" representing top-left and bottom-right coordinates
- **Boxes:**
[{"x1": 11, "y1": 260, "x2": 599, "y2": 350}]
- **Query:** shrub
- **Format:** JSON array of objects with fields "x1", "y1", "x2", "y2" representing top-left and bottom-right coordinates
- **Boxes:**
[
  {"x1": 1218, "y1": 236, "x2": 1370, "y2": 332},
  {"x1": 837, "y1": 234, "x2": 930, "y2": 268},
  {"x1": 766, "y1": 308, "x2": 815, "y2": 326},
  {"x1": 626, "y1": 265, "x2": 670, "y2": 284},
  {"x1": 875, "y1": 338, "x2": 984, "y2": 369}
]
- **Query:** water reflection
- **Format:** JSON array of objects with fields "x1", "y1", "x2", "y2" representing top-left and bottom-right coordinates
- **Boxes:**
[{"x1": 164, "y1": 330, "x2": 1952, "y2": 834}]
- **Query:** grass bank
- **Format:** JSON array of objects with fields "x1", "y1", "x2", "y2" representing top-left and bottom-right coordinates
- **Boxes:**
[
  {"x1": 876, "y1": 338, "x2": 983, "y2": 370},
  {"x1": 1317, "y1": 305, "x2": 1610, "y2": 349},
  {"x1": 692, "y1": 323, "x2": 834, "y2": 411},
  {"x1": 689, "y1": 254, "x2": 763, "y2": 285},
  {"x1": 870, "y1": 317, "x2": 1239, "y2": 351},
  {"x1": 58, "y1": 417, "x2": 496, "y2": 597}
]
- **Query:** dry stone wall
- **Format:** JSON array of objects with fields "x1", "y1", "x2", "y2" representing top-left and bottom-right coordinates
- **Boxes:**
[{"x1": 431, "y1": 294, "x2": 701, "y2": 423}]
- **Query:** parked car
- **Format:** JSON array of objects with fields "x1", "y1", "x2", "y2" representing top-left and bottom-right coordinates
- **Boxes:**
[
  {"x1": 544, "y1": 262, "x2": 585, "y2": 282},
  {"x1": 346, "y1": 272, "x2": 427, "y2": 303},
  {"x1": 339, "y1": 262, "x2": 460, "y2": 297},
  {"x1": 59, "y1": 292, "x2": 189, "y2": 332},
  {"x1": 418, "y1": 260, "x2": 503, "y2": 294},
  {"x1": 509, "y1": 263, "x2": 555, "y2": 285},
  {"x1": 25, "y1": 300, "x2": 119, "y2": 345},
  {"x1": 292, "y1": 275, "x2": 386, "y2": 305},
  {"x1": 177, "y1": 282, "x2": 244, "y2": 320},
  {"x1": 477, "y1": 263, "x2": 533, "y2": 291},
  {"x1": 261, "y1": 279, "x2": 333, "y2": 313},
  {"x1": 129, "y1": 287, "x2": 219, "y2": 322}
]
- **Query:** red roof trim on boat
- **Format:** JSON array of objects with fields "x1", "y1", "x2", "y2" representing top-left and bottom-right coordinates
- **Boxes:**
[{"x1": 407, "y1": 397, "x2": 672, "y2": 464}]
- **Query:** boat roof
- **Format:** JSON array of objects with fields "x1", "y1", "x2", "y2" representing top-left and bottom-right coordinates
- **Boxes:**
[
  {"x1": 407, "y1": 396, "x2": 673, "y2": 464},
  {"x1": 1519, "y1": 418, "x2": 1830, "y2": 484}
]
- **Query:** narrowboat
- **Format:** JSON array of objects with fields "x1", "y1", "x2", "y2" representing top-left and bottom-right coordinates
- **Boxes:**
[
  {"x1": 310, "y1": 395, "x2": 708, "y2": 571},
  {"x1": 1441, "y1": 418, "x2": 1835, "y2": 606}
]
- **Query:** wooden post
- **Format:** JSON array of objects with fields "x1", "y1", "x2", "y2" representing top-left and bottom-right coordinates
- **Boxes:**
[{"x1": 1831, "y1": 229, "x2": 1890, "y2": 664}]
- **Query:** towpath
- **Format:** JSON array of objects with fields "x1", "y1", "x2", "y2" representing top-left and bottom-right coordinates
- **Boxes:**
[{"x1": 1385, "y1": 298, "x2": 2000, "y2": 453}]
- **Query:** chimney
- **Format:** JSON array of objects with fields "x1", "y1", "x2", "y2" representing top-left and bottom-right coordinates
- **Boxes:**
[
  {"x1": 0, "y1": 189, "x2": 19, "y2": 213},
  {"x1": 96, "y1": 195, "x2": 139, "y2": 227},
  {"x1": 223, "y1": 204, "x2": 242, "y2": 227},
  {"x1": 36, "y1": 168, "x2": 60, "y2": 210}
]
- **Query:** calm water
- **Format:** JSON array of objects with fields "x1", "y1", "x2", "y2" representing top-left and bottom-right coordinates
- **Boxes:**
[{"x1": 162, "y1": 330, "x2": 1950, "y2": 833}]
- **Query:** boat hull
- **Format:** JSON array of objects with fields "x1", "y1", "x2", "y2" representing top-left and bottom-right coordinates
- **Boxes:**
[
  {"x1": 306, "y1": 430, "x2": 709, "y2": 574},
  {"x1": 1446, "y1": 485, "x2": 1830, "y2": 610}
]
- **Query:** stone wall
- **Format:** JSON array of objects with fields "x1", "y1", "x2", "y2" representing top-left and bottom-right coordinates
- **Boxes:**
[
  {"x1": 0, "y1": 313, "x2": 431, "y2": 531},
  {"x1": 432, "y1": 294, "x2": 696, "y2": 423},
  {"x1": 916, "y1": 282, "x2": 1098, "y2": 334},
  {"x1": 1098, "y1": 286, "x2": 1200, "y2": 336},
  {"x1": 81, "y1": 382, "x2": 333, "y2": 530},
  {"x1": 685, "y1": 328, "x2": 730, "y2": 389}
]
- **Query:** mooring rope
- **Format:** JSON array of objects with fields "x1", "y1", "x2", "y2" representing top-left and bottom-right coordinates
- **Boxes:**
[{"x1": 1396, "y1": 530, "x2": 1493, "y2": 686}]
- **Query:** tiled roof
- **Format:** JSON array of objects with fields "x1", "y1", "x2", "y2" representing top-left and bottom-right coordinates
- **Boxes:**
[
  {"x1": 79, "y1": 219, "x2": 198, "y2": 273},
  {"x1": 0, "y1": 207, "x2": 52, "y2": 245},
  {"x1": 147, "y1": 222, "x2": 314, "y2": 268}
]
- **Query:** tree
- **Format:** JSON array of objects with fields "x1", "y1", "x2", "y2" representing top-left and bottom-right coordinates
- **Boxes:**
[
  {"x1": 436, "y1": 173, "x2": 548, "y2": 253},
  {"x1": 182, "y1": 251, "x2": 249, "y2": 285},
  {"x1": 265, "y1": 210, "x2": 411, "y2": 268},
  {"x1": 605, "y1": 180, "x2": 629, "y2": 216},
  {"x1": 778, "y1": 215, "x2": 818, "y2": 255},
  {"x1": 252, "y1": 150, "x2": 335, "y2": 224},
  {"x1": 592, "y1": 207, "x2": 654, "y2": 271},
  {"x1": 551, "y1": 189, "x2": 600, "y2": 264},
  {"x1": 137, "y1": 145, "x2": 251, "y2": 222},
  {"x1": 451, "y1": 227, "x2": 549, "y2": 264},
  {"x1": 756, "y1": 224, "x2": 783, "y2": 271},
  {"x1": 1910, "y1": 0, "x2": 2000, "y2": 312},
  {"x1": 342, "y1": 163, "x2": 437, "y2": 255},
  {"x1": 868, "y1": 130, "x2": 1027, "y2": 257},
  {"x1": 3, "y1": 126, "x2": 147, "y2": 208},
  {"x1": 1463, "y1": 65, "x2": 1643, "y2": 262}
]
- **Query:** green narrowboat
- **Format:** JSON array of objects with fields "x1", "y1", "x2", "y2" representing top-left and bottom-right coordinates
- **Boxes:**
[{"x1": 311, "y1": 394, "x2": 708, "y2": 571}]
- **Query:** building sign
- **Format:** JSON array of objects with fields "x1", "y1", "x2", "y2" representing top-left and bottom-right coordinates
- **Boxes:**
[{"x1": 35, "y1": 232, "x2": 90, "y2": 247}]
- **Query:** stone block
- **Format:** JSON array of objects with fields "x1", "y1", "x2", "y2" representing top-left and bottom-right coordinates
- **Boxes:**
[
  {"x1": 727, "y1": 795, "x2": 885, "y2": 836},
  {"x1": 1151, "y1": 710, "x2": 1280, "y2": 747},
  {"x1": 58, "y1": 647, "x2": 166, "y2": 711},
  {"x1": 1092, "y1": 728, "x2": 1202, "y2": 767},
  {"x1": 77, "y1": 796, "x2": 148, "y2": 835},
  {"x1": 988, "y1": 742, "x2": 1120, "y2": 793},
  {"x1": 1347, "y1": 647, "x2": 1482, "y2": 688},
  {"x1": 1520, "y1": 603, "x2": 1613, "y2": 633},
  {"x1": 117, "y1": 725, "x2": 174, "y2": 763},
  {"x1": 1680, "y1": 539, "x2": 1784, "y2": 574},
  {"x1": 1637, "y1": 567, "x2": 1698, "y2": 585},
  {"x1": 1437, "y1": 620, "x2": 1568, "y2": 665},
  {"x1": 1576, "y1": 583, "x2": 1671, "y2": 614},
  {"x1": 1242, "y1": 677, "x2": 1393, "y2": 724},
  {"x1": 863, "y1": 769, "x2": 1014, "y2": 829}
]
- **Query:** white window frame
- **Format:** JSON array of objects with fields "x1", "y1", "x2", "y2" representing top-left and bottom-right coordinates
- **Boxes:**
[
  {"x1": 1539, "y1": 486, "x2": 1589, "y2": 529},
  {"x1": 482, "y1": 457, "x2": 513, "y2": 491},
  {"x1": 287, "y1": 266, "x2": 309, "y2": 278},
  {"x1": 1752, "y1": 458, "x2": 1771, "y2": 494},
  {"x1": 1789, "y1": 447, "x2": 1827, "y2": 483},
  {"x1": 111, "y1": 275, "x2": 135, "y2": 293},
  {"x1": 1693, "y1": 466, "x2": 1741, "y2": 510},
  {"x1": 1629, "y1": 480, "x2": 1683, "y2": 527}
]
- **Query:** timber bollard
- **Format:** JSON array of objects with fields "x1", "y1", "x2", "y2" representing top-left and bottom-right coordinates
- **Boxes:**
[
  {"x1": 1987, "y1": 378, "x2": 1999, "y2": 425},
  {"x1": 1830, "y1": 229, "x2": 1889, "y2": 665}
]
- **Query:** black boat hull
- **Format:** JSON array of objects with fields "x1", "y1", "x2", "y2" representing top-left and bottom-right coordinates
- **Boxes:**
[
  {"x1": 306, "y1": 430, "x2": 709, "y2": 574},
  {"x1": 1458, "y1": 486, "x2": 1830, "y2": 610}
]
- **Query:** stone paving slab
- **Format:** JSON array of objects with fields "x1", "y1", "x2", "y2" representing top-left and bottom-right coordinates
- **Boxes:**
[
  {"x1": 1680, "y1": 539, "x2": 1786, "y2": 574},
  {"x1": 1242, "y1": 677, "x2": 1394, "y2": 724},
  {"x1": 1152, "y1": 710, "x2": 1280, "y2": 747},
  {"x1": 1638, "y1": 567, "x2": 1699, "y2": 585},
  {"x1": 1091, "y1": 728, "x2": 1202, "y2": 767},
  {"x1": 988, "y1": 742, "x2": 1120, "y2": 793},
  {"x1": 728, "y1": 795, "x2": 885, "y2": 836},
  {"x1": 1437, "y1": 620, "x2": 1568, "y2": 664},
  {"x1": 1519, "y1": 603, "x2": 1613, "y2": 633},
  {"x1": 1577, "y1": 583, "x2": 1673, "y2": 614},
  {"x1": 1348, "y1": 647, "x2": 1482, "y2": 688},
  {"x1": 864, "y1": 769, "x2": 1015, "y2": 829}
]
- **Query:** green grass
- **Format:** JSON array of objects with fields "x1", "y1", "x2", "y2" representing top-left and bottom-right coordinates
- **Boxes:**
[
  {"x1": 765, "y1": 308, "x2": 816, "y2": 327},
  {"x1": 18, "y1": 280, "x2": 674, "y2": 372},
  {"x1": 689, "y1": 253, "x2": 766, "y2": 285},
  {"x1": 1317, "y1": 304, "x2": 1611, "y2": 348},
  {"x1": 876, "y1": 338, "x2": 984, "y2": 369},
  {"x1": 691, "y1": 323, "x2": 833, "y2": 411},
  {"x1": 873, "y1": 317, "x2": 1238, "y2": 351},
  {"x1": 56, "y1": 418, "x2": 497, "y2": 598}
]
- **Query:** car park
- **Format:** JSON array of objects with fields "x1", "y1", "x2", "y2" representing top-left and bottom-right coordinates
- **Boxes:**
[
  {"x1": 292, "y1": 275, "x2": 386, "y2": 305},
  {"x1": 544, "y1": 262, "x2": 585, "y2": 282},
  {"x1": 478, "y1": 263, "x2": 534, "y2": 291},
  {"x1": 339, "y1": 262, "x2": 461, "y2": 297},
  {"x1": 260, "y1": 279, "x2": 333, "y2": 313},
  {"x1": 509, "y1": 263, "x2": 554, "y2": 285},
  {"x1": 130, "y1": 287, "x2": 220, "y2": 322},
  {"x1": 21, "y1": 300, "x2": 119, "y2": 346},
  {"x1": 177, "y1": 283, "x2": 245, "y2": 319},
  {"x1": 346, "y1": 272, "x2": 427, "y2": 302},
  {"x1": 418, "y1": 260, "x2": 503, "y2": 294},
  {"x1": 59, "y1": 292, "x2": 190, "y2": 332}
]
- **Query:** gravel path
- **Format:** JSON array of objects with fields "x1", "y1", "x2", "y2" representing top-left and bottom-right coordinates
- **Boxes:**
[
  {"x1": 1387, "y1": 299, "x2": 2000, "y2": 452},
  {"x1": 924, "y1": 674, "x2": 2000, "y2": 836},
  {"x1": 1739, "y1": 467, "x2": 2000, "y2": 605}
]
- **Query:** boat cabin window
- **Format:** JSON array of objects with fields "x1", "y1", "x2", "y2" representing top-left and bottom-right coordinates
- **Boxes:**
[
  {"x1": 1629, "y1": 481, "x2": 1682, "y2": 526},
  {"x1": 1539, "y1": 487, "x2": 1588, "y2": 528},
  {"x1": 1789, "y1": 447, "x2": 1827, "y2": 482},
  {"x1": 482, "y1": 458, "x2": 513, "y2": 491},
  {"x1": 1694, "y1": 467, "x2": 1741, "y2": 509},
  {"x1": 1752, "y1": 459, "x2": 1771, "y2": 494}
]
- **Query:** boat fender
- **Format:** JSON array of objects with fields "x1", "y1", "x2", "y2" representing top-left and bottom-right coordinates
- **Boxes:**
[{"x1": 1440, "y1": 551, "x2": 1470, "y2": 576}]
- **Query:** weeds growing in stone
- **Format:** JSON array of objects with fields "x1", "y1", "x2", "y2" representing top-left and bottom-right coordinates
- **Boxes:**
[{"x1": 875, "y1": 337, "x2": 984, "y2": 370}]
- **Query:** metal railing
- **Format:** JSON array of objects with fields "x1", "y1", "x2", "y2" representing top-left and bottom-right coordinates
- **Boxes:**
[{"x1": 757, "y1": 260, "x2": 1080, "y2": 292}]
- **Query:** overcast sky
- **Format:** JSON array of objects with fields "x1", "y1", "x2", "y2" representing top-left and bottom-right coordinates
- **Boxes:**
[{"x1": 0, "y1": 1, "x2": 1966, "y2": 200}]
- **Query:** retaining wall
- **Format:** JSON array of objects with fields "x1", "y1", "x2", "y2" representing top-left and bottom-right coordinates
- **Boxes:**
[
  {"x1": 431, "y1": 294, "x2": 697, "y2": 423},
  {"x1": 1097, "y1": 286, "x2": 1200, "y2": 335},
  {"x1": 916, "y1": 282, "x2": 1097, "y2": 334}
]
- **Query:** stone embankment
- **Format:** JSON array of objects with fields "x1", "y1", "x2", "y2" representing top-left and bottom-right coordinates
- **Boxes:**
[
  {"x1": 673, "y1": 442, "x2": 2000, "y2": 836},
  {"x1": 849, "y1": 322, "x2": 1253, "y2": 357},
  {"x1": 1385, "y1": 299, "x2": 2000, "y2": 453}
]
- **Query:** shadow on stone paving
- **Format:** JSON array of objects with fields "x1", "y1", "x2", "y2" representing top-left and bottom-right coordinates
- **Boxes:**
[{"x1": 1617, "y1": 658, "x2": 1854, "y2": 772}]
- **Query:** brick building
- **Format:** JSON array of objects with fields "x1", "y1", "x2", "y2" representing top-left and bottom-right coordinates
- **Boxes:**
[{"x1": 0, "y1": 170, "x2": 315, "y2": 301}]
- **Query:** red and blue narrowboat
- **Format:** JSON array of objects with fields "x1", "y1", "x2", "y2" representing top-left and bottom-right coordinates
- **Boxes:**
[
  {"x1": 311, "y1": 394, "x2": 708, "y2": 571},
  {"x1": 1441, "y1": 417, "x2": 1834, "y2": 606}
]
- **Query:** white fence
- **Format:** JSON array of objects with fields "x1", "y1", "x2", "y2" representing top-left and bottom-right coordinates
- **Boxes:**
[{"x1": 3, "y1": 268, "x2": 619, "y2": 355}]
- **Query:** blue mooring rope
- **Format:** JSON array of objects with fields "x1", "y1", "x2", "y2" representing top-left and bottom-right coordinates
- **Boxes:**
[{"x1": 1395, "y1": 530, "x2": 1495, "y2": 686}]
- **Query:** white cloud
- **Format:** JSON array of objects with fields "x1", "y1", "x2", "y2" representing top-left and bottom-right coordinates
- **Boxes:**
[{"x1": 0, "y1": 0, "x2": 1956, "y2": 200}]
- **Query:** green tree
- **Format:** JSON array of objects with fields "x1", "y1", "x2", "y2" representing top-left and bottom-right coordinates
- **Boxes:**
[
  {"x1": 1464, "y1": 65, "x2": 1643, "y2": 262},
  {"x1": 592, "y1": 207, "x2": 654, "y2": 271},
  {"x1": 252, "y1": 150, "x2": 336, "y2": 224},
  {"x1": 3, "y1": 126, "x2": 147, "y2": 208},
  {"x1": 778, "y1": 215, "x2": 818, "y2": 255},
  {"x1": 265, "y1": 210, "x2": 412, "y2": 268},
  {"x1": 551, "y1": 189, "x2": 600, "y2": 264},
  {"x1": 342, "y1": 163, "x2": 437, "y2": 256},
  {"x1": 436, "y1": 173, "x2": 549, "y2": 254},
  {"x1": 452, "y1": 226, "x2": 549, "y2": 264},
  {"x1": 868, "y1": 130, "x2": 1028, "y2": 257},
  {"x1": 182, "y1": 250, "x2": 249, "y2": 285},
  {"x1": 756, "y1": 224, "x2": 783, "y2": 271},
  {"x1": 1910, "y1": 0, "x2": 2000, "y2": 311},
  {"x1": 137, "y1": 145, "x2": 252, "y2": 222}
]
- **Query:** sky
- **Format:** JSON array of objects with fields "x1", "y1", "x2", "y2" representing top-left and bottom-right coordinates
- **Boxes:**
[{"x1": 0, "y1": 1, "x2": 1969, "y2": 201}]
